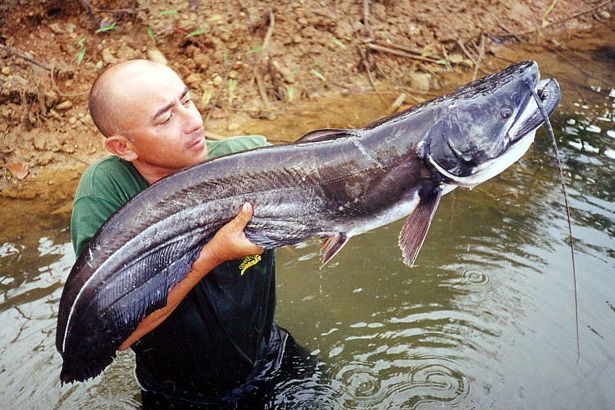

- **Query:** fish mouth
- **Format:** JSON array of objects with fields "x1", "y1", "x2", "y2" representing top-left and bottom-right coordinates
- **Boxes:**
[
  {"x1": 427, "y1": 77, "x2": 561, "y2": 187},
  {"x1": 507, "y1": 78, "x2": 560, "y2": 141}
]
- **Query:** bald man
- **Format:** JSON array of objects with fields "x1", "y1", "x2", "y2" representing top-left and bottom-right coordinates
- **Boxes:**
[{"x1": 70, "y1": 60, "x2": 315, "y2": 407}]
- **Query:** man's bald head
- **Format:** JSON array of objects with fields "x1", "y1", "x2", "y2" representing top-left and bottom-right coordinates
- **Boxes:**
[{"x1": 88, "y1": 59, "x2": 177, "y2": 137}]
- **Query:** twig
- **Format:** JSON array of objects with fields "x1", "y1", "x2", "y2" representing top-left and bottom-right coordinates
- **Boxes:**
[
  {"x1": 262, "y1": 9, "x2": 275, "y2": 52},
  {"x1": 95, "y1": 7, "x2": 144, "y2": 16},
  {"x1": 254, "y1": 68, "x2": 270, "y2": 109},
  {"x1": 173, "y1": 26, "x2": 210, "y2": 51},
  {"x1": 80, "y1": 0, "x2": 95, "y2": 18},
  {"x1": 0, "y1": 44, "x2": 52, "y2": 71},
  {"x1": 374, "y1": 41, "x2": 441, "y2": 62},
  {"x1": 472, "y1": 34, "x2": 485, "y2": 81},
  {"x1": 357, "y1": 46, "x2": 376, "y2": 90},
  {"x1": 496, "y1": 19, "x2": 522, "y2": 42},
  {"x1": 542, "y1": 0, "x2": 560, "y2": 27},
  {"x1": 441, "y1": 46, "x2": 452, "y2": 71},
  {"x1": 387, "y1": 93, "x2": 407, "y2": 114},
  {"x1": 497, "y1": 0, "x2": 612, "y2": 38},
  {"x1": 362, "y1": 0, "x2": 374, "y2": 38},
  {"x1": 366, "y1": 43, "x2": 441, "y2": 63},
  {"x1": 456, "y1": 40, "x2": 478, "y2": 66}
]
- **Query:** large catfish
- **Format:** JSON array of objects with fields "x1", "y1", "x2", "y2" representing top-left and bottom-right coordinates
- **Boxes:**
[{"x1": 56, "y1": 61, "x2": 560, "y2": 383}]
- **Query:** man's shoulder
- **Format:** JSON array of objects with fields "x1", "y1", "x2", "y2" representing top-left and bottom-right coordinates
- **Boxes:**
[
  {"x1": 207, "y1": 135, "x2": 270, "y2": 159},
  {"x1": 75, "y1": 156, "x2": 147, "y2": 201}
]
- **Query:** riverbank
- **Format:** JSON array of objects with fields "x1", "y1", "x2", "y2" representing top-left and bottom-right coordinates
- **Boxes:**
[{"x1": 0, "y1": 1, "x2": 613, "y2": 242}]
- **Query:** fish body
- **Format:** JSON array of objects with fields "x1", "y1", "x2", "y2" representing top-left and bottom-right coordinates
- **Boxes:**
[{"x1": 56, "y1": 61, "x2": 560, "y2": 383}]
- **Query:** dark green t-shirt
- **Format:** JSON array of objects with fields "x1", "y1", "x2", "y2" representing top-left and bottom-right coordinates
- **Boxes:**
[{"x1": 69, "y1": 135, "x2": 278, "y2": 401}]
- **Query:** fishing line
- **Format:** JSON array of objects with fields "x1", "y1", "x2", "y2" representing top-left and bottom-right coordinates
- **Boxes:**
[{"x1": 528, "y1": 82, "x2": 580, "y2": 363}]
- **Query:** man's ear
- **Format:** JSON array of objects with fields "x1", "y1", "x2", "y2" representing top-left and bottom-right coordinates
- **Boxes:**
[{"x1": 104, "y1": 135, "x2": 138, "y2": 161}]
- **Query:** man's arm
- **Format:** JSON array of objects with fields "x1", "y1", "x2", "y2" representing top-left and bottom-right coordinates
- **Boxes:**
[{"x1": 118, "y1": 203, "x2": 262, "y2": 351}]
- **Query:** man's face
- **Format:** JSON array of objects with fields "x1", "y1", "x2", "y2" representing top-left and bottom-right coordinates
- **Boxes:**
[{"x1": 115, "y1": 64, "x2": 207, "y2": 173}]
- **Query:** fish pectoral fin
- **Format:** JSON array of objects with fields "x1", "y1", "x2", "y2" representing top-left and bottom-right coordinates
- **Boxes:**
[
  {"x1": 398, "y1": 188, "x2": 442, "y2": 267},
  {"x1": 320, "y1": 233, "x2": 350, "y2": 267}
]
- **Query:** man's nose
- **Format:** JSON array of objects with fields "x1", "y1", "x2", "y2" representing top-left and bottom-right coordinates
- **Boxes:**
[{"x1": 180, "y1": 103, "x2": 203, "y2": 133}]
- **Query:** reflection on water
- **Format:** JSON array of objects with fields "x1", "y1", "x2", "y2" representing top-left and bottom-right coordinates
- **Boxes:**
[{"x1": 2, "y1": 64, "x2": 615, "y2": 409}]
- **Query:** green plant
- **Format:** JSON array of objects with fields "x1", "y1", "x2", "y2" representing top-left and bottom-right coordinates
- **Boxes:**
[
  {"x1": 146, "y1": 26, "x2": 156, "y2": 43},
  {"x1": 76, "y1": 38, "x2": 86, "y2": 65},
  {"x1": 228, "y1": 79, "x2": 237, "y2": 104},
  {"x1": 311, "y1": 69, "x2": 326, "y2": 82},
  {"x1": 95, "y1": 22, "x2": 117, "y2": 34},
  {"x1": 186, "y1": 28, "x2": 205, "y2": 38}
]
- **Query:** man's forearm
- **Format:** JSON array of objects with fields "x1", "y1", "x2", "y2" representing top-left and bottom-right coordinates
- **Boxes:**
[{"x1": 117, "y1": 203, "x2": 262, "y2": 351}]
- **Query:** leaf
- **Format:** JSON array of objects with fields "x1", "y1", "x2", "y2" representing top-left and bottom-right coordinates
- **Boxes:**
[
  {"x1": 95, "y1": 60, "x2": 103, "y2": 69},
  {"x1": 331, "y1": 36, "x2": 346, "y2": 49},
  {"x1": 7, "y1": 162, "x2": 29, "y2": 180},
  {"x1": 76, "y1": 47, "x2": 86, "y2": 65},
  {"x1": 228, "y1": 79, "x2": 237, "y2": 104},
  {"x1": 201, "y1": 87, "x2": 213, "y2": 106},
  {"x1": 186, "y1": 28, "x2": 205, "y2": 38},
  {"x1": 311, "y1": 69, "x2": 326, "y2": 82},
  {"x1": 95, "y1": 22, "x2": 117, "y2": 33},
  {"x1": 160, "y1": 9, "x2": 177, "y2": 15},
  {"x1": 146, "y1": 26, "x2": 156, "y2": 43},
  {"x1": 286, "y1": 86, "x2": 296, "y2": 102},
  {"x1": 247, "y1": 46, "x2": 263, "y2": 54}
]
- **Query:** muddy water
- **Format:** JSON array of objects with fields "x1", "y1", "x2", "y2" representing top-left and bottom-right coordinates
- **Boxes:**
[{"x1": 2, "y1": 37, "x2": 615, "y2": 409}]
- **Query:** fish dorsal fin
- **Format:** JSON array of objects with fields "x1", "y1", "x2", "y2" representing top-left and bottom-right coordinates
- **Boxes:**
[
  {"x1": 320, "y1": 233, "x2": 350, "y2": 267},
  {"x1": 398, "y1": 187, "x2": 442, "y2": 266},
  {"x1": 295, "y1": 128, "x2": 354, "y2": 143}
]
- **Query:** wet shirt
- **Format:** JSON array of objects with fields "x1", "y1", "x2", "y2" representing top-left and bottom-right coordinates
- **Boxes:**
[{"x1": 70, "y1": 136, "x2": 277, "y2": 401}]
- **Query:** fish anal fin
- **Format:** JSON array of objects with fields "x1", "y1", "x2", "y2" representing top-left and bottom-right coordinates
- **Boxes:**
[
  {"x1": 295, "y1": 128, "x2": 354, "y2": 143},
  {"x1": 320, "y1": 233, "x2": 350, "y2": 267},
  {"x1": 398, "y1": 188, "x2": 442, "y2": 267}
]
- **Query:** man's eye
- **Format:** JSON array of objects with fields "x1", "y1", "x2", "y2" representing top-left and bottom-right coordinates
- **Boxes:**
[
  {"x1": 160, "y1": 113, "x2": 172, "y2": 125},
  {"x1": 182, "y1": 97, "x2": 191, "y2": 105}
]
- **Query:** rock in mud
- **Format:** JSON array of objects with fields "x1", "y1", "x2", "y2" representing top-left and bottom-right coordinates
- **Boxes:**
[
  {"x1": 101, "y1": 48, "x2": 116, "y2": 64},
  {"x1": 409, "y1": 72, "x2": 431, "y2": 92},
  {"x1": 55, "y1": 100, "x2": 73, "y2": 111}
]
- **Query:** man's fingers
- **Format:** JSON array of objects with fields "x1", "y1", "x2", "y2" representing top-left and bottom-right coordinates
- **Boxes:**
[{"x1": 232, "y1": 202, "x2": 253, "y2": 229}]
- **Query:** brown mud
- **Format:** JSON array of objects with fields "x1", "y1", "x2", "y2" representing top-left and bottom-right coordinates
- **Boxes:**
[{"x1": 0, "y1": 0, "x2": 614, "y2": 243}]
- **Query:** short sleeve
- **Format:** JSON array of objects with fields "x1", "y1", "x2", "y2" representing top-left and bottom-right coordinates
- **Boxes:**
[{"x1": 71, "y1": 196, "x2": 123, "y2": 257}]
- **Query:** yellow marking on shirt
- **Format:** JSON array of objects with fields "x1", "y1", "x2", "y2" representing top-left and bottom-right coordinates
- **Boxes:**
[{"x1": 239, "y1": 254, "x2": 262, "y2": 276}]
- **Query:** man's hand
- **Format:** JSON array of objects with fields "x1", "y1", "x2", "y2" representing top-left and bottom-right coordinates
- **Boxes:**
[{"x1": 193, "y1": 202, "x2": 264, "y2": 273}]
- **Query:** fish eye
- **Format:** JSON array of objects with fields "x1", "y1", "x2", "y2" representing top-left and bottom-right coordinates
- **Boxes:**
[{"x1": 501, "y1": 106, "x2": 513, "y2": 119}]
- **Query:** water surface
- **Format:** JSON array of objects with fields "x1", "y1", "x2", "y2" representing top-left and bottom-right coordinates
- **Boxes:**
[{"x1": 1, "y1": 46, "x2": 614, "y2": 409}]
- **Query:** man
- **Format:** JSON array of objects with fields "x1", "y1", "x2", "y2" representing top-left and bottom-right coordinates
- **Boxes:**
[{"x1": 71, "y1": 59, "x2": 314, "y2": 408}]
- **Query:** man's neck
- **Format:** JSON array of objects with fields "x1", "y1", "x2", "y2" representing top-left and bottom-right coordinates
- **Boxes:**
[{"x1": 130, "y1": 161, "x2": 176, "y2": 184}]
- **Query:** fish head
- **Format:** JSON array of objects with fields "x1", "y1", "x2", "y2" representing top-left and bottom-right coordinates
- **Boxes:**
[{"x1": 421, "y1": 60, "x2": 560, "y2": 187}]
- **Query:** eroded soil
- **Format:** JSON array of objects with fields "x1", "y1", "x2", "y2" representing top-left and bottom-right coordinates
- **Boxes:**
[{"x1": 1, "y1": 0, "x2": 613, "y2": 242}]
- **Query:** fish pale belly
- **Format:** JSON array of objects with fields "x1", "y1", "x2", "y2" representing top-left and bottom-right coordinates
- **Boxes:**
[{"x1": 332, "y1": 189, "x2": 421, "y2": 238}]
